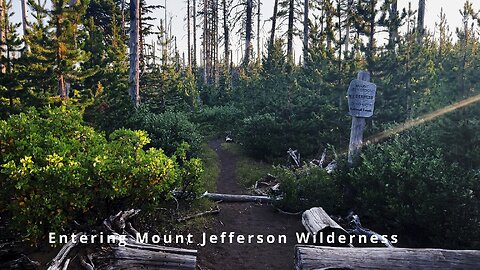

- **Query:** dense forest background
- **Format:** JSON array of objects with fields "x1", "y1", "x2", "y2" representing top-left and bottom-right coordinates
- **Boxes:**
[{"x1": 0, "y1": 0, "x2": 479, "y2": 249}]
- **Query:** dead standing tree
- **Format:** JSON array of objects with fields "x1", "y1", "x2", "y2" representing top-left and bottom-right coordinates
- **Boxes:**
[
  {"x1": 0, "y1": 0, "x2": 5, "y2": 74},
  {"x1": 256, "y1": 0, "x2": 261, "y2": 62},
  {"x1": 201, "y1": 0, "x2": 218, "y2": 84},
  {"x1": 303, "y1": 0, "x2": 309, "y2": 66},
  {"x1": 388, "y1": 0, "x2": 399, "y2": 49},
  {"x1": 243, "y1": 0, "x2": 253, "y2": 66},
  {"x1": 193, "y1": 0, "x2": 197, "y2": 67},
  {"x1": 417, "y1": 0, "x2": 425, "y2": 43},
  {"x1": 129, "y1": 0, "x2": 141, "y2": 106},
  {"x1": 286, "y1": 0, "x2": 294, "y2": 62},
  {"x1": 21, "y1": 0, "x2": 29, "y2": 51},
  {"x1": 187, "y1": 0, "x2": 192, "y2": 67},
  {"x1": 267, "y1": 0, "x2": 279, "y2": 59},
  {"x1": 222, "y1": 0, "x2": 230, "y2": 67}
]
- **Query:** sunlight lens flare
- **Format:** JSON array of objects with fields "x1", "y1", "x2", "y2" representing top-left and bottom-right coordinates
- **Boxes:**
[{"x1": 363, "y1": 93, "x2": 480, "y2": 148}]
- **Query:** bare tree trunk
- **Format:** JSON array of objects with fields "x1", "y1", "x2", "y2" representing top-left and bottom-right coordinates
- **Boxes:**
[
  {"x1": 0, "y1": 0, "x2": 6, "y2": 74},
  {"x1": 417, "y1": 0, "x2": 425, "y2": 43},
  {"x1": 303, "y1": 0, "x2": 309, "y2": 66},
  {"x1": 337, "y1": 0, "x2": 342, "y2": 108},
  {"x1": 268, "y1": 0, "x2": 279, "y2": 57},
  {"x1": 257, "y1": 0, "x2": 261, "y2": 62},
  {"x1": 320, "y1": 0, "x2": 324, "y2": 36},
  {"x1": 139, "y1": 1, "x2": 145, "y2": 71},
  {"x1": 244, "y1": 0, "x2": 253, "y2": 66},
  {"x1": 222, "y1": 0, "x2": 229, "y2": 67},
  {"x1": 337, "y1": 0, "x2": 341, "y2": 62},
  {"x1": 129, "y1": 0, "x2": 140, "y2": 106},
  {"x1": 20, "y1": 0, "x2": 29, "y2": 51},
  {"x1": 214, "y1": 0, "x2": 219, "y2": 83},
  {"x1": 368, "y1": 0, "x2": 375, "y2": 73},
  {"x1": 193, "y1": 0, "x2": 197, "y2": 66},
  {"x1": 388, "y1": 0, "x2": 398, "y2": 49},
  {"x1": 287, "y1": 0, "x2": 294, "y2": 61},
  {"x1": 203, "y1": 0, "x2": 212, "y2": 83},
  {"x1": 326, "y1": 0, "x2": 332, "y2": 52},
  {"x1": 345, "y1": 0, "x2": 352, "y2": 53},
  {"x1": 187, "y1": 0, "x2": 191, "y2": 67}
]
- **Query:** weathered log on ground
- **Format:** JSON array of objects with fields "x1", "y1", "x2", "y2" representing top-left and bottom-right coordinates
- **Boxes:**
[
  {"x1": 295, "y1": 246, "x2": 480, "y2": 270},
  {"x1": 202, "y1": 191, "x2": 272, "y2": 203},
  {"x1": 47, "y1": 233, "x2": 84, "y2": 270},
  {"x1": 47, "y1": 210, "x2": 197, "y2": 270},
  {"x1": 92, "y1": 238, "x2": 197, "y2": 270},
  {"x1": 302, "y1": 207, "x2": 349, "y2": 237},
  {"x1": 347, "y1": 212, "x2": 393, "y2": 248}
]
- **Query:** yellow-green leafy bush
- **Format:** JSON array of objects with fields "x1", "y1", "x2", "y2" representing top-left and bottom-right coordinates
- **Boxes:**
[{"x1": 0, "y1": 106, "x2": 202, "y2": 241}]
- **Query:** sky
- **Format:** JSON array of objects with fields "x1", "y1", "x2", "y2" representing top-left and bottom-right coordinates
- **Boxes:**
[{"x1": 9, "y1": 0, "x2": 480, "y2": 64}]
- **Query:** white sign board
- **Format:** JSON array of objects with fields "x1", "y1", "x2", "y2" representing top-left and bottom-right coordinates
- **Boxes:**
[{"x1": 347, "y1": 79, "x2": 377, "y2": 118}]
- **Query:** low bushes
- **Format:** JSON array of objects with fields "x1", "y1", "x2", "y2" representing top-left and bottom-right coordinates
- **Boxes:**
[
  {"x1": 345, "y1": 132, "x2": 480, "y2": 248},
  {"x1": 191, "y1": 105, "x2": 245, "y2": 136},
  {"x1": 273, "y1": 127, "x2": 480, "y2": 248},
  {"x1": 273, "y1": 165, "x2": 342, "y2": 213},
  {"x1": 0, "y1": 106, "x2": 203, "y2": 241},
  {"x1": 129, "y1": 107, "x2": 203, "y2": 156}
]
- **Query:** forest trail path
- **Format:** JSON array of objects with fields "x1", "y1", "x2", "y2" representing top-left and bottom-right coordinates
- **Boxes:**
[{"x1": 197, "y1": 139, "x2": 302, "y2": 270}]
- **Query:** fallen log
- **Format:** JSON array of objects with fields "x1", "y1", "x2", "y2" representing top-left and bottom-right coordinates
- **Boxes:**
[
  {"x1": 295, "y1": 246, "x2": 480, "y2": 270},
  {"x1": 47, "y1": 210, "x2": 197, "y2": 270},
  {"x1": 92, "y1": 237, "x2": 197, "y2": 270},
  {"x1": 202, "y1": 191, "x2": 272, "y2": 203},
  {"x1": 347, "y1": 213, "x2": 393, "y2": 248},
  {"x1": 47, "y1": 232, "x2": 84, "y2": 270},
  {"x1": 302, "y1": 207, "x2": 349, "y2": 240}
]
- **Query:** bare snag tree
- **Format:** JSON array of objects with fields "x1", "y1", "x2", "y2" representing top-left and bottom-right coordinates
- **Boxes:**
[{"x1": 129, "y1": 0, "x2": 141, "y2": 106}]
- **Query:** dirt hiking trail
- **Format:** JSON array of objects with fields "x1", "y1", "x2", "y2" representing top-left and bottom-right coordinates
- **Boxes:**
[{"x1": 196, "y1": 139, "x2": 303, "y2": 270}]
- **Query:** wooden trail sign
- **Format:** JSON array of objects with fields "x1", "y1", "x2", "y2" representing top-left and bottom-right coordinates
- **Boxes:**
[
  {"x1": 348, "y1": 79, "x2": 376, "y2": 118},
  {"x1": 348, "y1": 71, "x2": 376, "y2": 165}
]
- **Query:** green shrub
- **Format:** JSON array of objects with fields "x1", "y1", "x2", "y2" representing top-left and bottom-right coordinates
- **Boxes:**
[
  {"x1": 129, "y1": 107, "x2": 203, "y2": 156},
  {"x1": 240, "y1": 113, "x2": 285, "y2": 158},
  {"x1": 0, "y1": 106, "x2": 203, "y2": 241},
  {"x1": 192, "y1": 105, "x2": 245, "y2": 136},
  {"x1": 239, "y1": 111, "x2": 344, "y2": 159},
  {"x1": 271, "y1": 126, "x2": 480, "y2": 248},
  {"x1": 343, "y1": 131, "x2": 480, "y2": 248},
  {"x1": 273, "y1": 165, "x2": 343, "y2": 213}
]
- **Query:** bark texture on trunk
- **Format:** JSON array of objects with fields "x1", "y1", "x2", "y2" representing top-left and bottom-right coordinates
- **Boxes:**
[
  {"x1": 417, "y1": 0, "x2": 425, "y2": 43},
  {"x1": 1, "y1": 0, "x2": 6, "y2": 74},
  {"x1": 222, "y1": 0, "x2": 229, "y2": 66},
  {"x1": 268, "y1": 0, "x2": 279, "y2": 56},
  {"x1": 389, "y1": 0, "x2": 398, "y2": 48},
  {"x1": 244, "y1": 0, "x2": 253, "y2": 66},
  {"x1": 303, "y1": 0, "x2": 309, "y2": 65},
  {"x1": 287, "y1": 0, "x2": 294, "y2": 61},
  {"x1": 129, "y1": 0, "x2": 140, "y2": 106}
]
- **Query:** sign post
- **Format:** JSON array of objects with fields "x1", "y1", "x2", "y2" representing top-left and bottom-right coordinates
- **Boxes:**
[{"x1": 347, "y1": 71, "x2": 376, "y2": 165}]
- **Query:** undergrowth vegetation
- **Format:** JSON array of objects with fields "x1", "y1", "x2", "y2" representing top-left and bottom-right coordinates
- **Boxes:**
[
  {"x1": 273, "y1": 123, "x2": 480, "y2": 248},
  {"x1": 0, "y1": 106, "x2": 203, "y2": 241}
]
